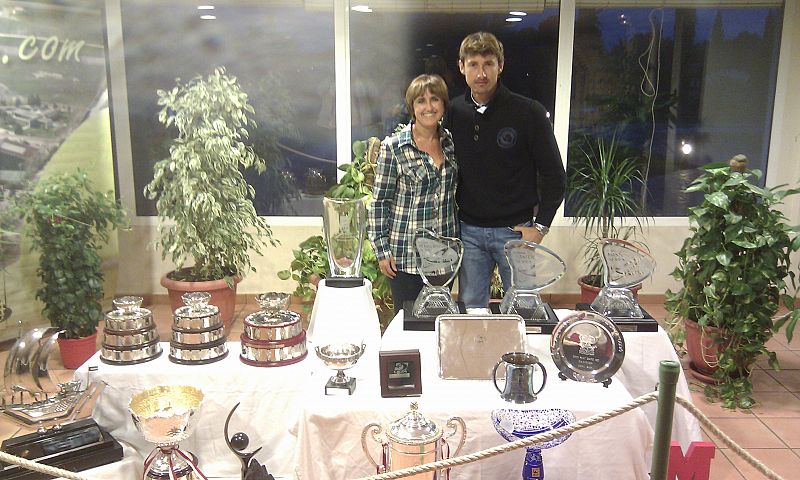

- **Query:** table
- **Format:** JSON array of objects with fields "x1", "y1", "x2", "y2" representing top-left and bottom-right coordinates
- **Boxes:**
[
  {"x1": 74, "y1": 309, "x2": 700, "y2": 479},
  {"x1": 292, "y1": 310, "x2": 702, "y2": 480}
]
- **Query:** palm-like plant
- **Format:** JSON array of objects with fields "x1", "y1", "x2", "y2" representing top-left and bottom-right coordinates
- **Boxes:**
[{"x1": 567, "y1": 134, "x2": 647, "y2": 284}]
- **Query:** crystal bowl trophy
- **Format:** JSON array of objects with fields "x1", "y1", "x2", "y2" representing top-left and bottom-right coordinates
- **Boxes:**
[
  {"x1": 589, "y1": 238, "x2": 656, "y2": 321},
  {"x1": 498, "y1": 240, "x2": 566, "y2": 333},
  {"x1": 322, "y1": 196, "x2": 367, "y2": 287},
  {"x1": 129, "y1": 385, "x2": 205, "y2": 480},
  {"x1": 550, "y1": 311, "x2": 625, "y2": 387},
  {"x1": 491, "y1": 408, "x2": 576, "y2": 480},
  {"x1": 362, "y1": 401, "x2": 466, "y2": 479}
]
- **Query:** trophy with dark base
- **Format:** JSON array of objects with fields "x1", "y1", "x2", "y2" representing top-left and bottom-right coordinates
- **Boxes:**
[
  {"x1": 403, "y1": 229, "x2": 464, "y2": 331},
  {"x1": 576, "y1": 238, "x2": 658, "y2": 332},
  {"x1": 322, "y1": 196, "x2": 367, "y2": 288},
  {"x1": 495, "y1": 240, "x2": 565, "y2": 334}
]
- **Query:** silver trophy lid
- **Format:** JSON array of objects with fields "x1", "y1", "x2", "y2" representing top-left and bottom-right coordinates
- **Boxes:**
[
  {"x1": 106, "y1": 296, "x2": 151, "y2": 321},
  {"x1": 175, "y1": 291, "x2": 219, "y2": 318},
  {"x1": 245, "y1": 292, "x2": 300, "y2": 327},
  {"x1": 386, "y1": 402, "x2": 443, "y2": 446}
]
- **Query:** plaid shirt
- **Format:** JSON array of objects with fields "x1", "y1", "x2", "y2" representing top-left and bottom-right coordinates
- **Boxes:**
[{"x1": 368, "y1": 123, "x2": 458, "y2": 274}]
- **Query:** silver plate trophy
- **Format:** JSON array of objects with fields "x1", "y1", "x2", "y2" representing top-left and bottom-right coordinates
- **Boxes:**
[
  {"x1": 412, "y1": 228, "x2": 463, "y2": 318},
  {"x1": 491, "y1": 408, "x2": 576, "y2": 480},
  {"x1": 500, "y1": 240, "x2": 566, "y2": 321},
  {"x1": 590, "y1": 238, "x2": 655, "y2": 318},
  {"x1": 550, "y1": 311, "x2": 625, "y2": 387},
  {"x1": 323, "y1": 196, "x2": 367, "y2": 288}
]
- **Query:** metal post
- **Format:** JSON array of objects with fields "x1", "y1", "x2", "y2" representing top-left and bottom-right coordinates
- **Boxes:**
[{"x1": 650, "y1": 360, "x2": 680, "y2": 480}]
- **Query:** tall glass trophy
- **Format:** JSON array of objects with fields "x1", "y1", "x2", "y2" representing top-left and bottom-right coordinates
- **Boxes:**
[
  {"x1": 322, "y1": 196, "x2": 367, "y2": 287},
  {"x1": 410, "y1": 228, "x2": 463, "y2": 319},
  {"x1": 499, "y1": 240, "x2": 565, "y2": 332},
  {"x1": 589, "y1": 238, "x2": 656, "y2": 319}
]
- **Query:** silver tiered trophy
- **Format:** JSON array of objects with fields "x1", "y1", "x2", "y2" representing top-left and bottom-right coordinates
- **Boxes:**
[
  {"x1": 322, "y1": 196, "x2": 367, "y2": 287},
  {"x1": 590, "y1": 238, "x2": 656, "y2": 318},
  {"x1": 491, "y1": 408, "x2": 576, "y2": 480},
  {"x1": 499, "y1": 240, "x2": 565, "y2": 332},
  {"x1": 411, "y1": 228, "x2": 463, "y2": 318}
]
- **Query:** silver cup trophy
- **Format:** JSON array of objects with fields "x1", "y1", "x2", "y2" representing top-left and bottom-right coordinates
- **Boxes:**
[
  {"x1": 412, "y1": 229, "x2": 463, "y2": 317},
  {"x1": 315, "y1": 341, "x2": 366, "y2": 395},
  {"x1": 129, "y1": 385, "x2": 205, "y2": 480},
  {"x1": 590, "y1": 238, "x2": 656, "y2": 318},
  {"x1": 499, "y1": 240, "x2": 566, "y2": 320},
  {"x1": 491, "y1": 408, "x2": 576, "y2": 480},
  {"x1": 322, "y1": 196, "x2": 367, "y2": 288}
]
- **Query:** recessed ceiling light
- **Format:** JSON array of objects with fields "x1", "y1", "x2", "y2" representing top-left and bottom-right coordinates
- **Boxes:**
[
  {"x1": 197, "y1": 5, "x2": 215, "y2": 10},
  {"x1": 200, "y1": 14, "x2": 216, "y2": 20},
  {"x1": 505, "y1": 17, "x2": 522, "y2": 22},
  {"x1": 351, "y1": 5, "x2": 372, "y2": 13},
  {"x1": 509, "y1": 11, "x2": 527, "y2": 16}
]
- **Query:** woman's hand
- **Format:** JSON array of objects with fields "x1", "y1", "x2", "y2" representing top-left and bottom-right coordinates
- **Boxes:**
[{"x1": 379, "y1": 257, "x2": 397, "y2": 279}]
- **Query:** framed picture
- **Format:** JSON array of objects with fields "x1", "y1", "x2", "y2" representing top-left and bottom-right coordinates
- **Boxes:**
[{"x1": 379, "y1": 349, "x2": 422, "y2": 398}]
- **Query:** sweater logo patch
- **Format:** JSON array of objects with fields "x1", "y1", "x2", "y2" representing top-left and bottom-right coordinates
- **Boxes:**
[{"x1": 497, "y1": 127, "x2": 517, "y2": 149}]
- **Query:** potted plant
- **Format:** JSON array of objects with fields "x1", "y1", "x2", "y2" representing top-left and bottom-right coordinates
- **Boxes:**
[
  {"x1": 665, "y1": 155, "x2": 800, "y2": 409},
  {"x1": 566, "y1": 133, "x2": 647, "y2": 302},
  {"x1": 144, "y1": 67, "x2": 277, "y2": 324},
  {"x1": 278, "y1": 137, "x2": 394, "y2": 327},
  {"x1": 16, "y1": 171, "x2": 127, "y2": 368}
]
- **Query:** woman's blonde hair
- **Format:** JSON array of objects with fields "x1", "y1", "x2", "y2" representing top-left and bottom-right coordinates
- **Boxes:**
[{"x1": 405, "y1": 74, "x2": 448, "y2": 121}]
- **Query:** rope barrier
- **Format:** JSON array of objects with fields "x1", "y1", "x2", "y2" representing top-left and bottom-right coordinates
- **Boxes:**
[{"x1": 0, "y1": 393, "x2": 787, "y2": 480}]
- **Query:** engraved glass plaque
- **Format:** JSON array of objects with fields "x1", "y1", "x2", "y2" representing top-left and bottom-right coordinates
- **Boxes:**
[
  {"x1": 499, "y1": 240, "x2": 566, "y2": 320},
  {"x1": 550, "y1": 311, "x2": 625, "y2": 387},
  {"x1": 590, "y1": 238, "x2": 656, "y2": 318},
  {"x1": 412, "y1": 229, "x2": 463, "y2": 317},
  {"x1": 322, "y1": 196, "x2": 367, "y2": 287},
  {"x1": 491, "y1": 408, "x2": 576, "y2": 480}
]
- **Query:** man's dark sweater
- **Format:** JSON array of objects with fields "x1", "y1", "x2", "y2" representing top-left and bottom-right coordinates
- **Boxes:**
[{"x1": 444, "y1": 83, "x2": 566, "y2": 228}]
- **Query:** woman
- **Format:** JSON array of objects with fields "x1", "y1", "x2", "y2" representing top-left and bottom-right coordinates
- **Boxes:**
[{"x1": 368, "y1": 74, "x2": 458, "y2": 314}]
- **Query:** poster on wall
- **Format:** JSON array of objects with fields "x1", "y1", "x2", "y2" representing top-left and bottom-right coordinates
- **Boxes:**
[{"x1": 0, "y1": 0, "x2": 114, "y2": 341}]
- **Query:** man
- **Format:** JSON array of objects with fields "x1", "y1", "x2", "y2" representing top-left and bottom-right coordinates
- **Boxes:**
[{"x1": 444, "y1": 31, "x2": 566, "y2": 309}]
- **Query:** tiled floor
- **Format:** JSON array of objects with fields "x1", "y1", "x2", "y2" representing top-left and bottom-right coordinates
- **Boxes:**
[{"x1": 1, "y1": 299, "x2": 799, "y2": 479}]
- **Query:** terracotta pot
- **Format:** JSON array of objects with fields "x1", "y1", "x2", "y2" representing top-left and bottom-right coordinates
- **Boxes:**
[
  {"x1": 161, "y1": 273, "x2": 239, "y2": 328},
  {"x1": 684, "y1": 318, "x2": 723, "y2": 384},
  {"x1": 577, "y1": 275, "x2": 641, "y2": 304},
  {"x1": 58, "y1": 331, "x2": 98, "y2": 370}
]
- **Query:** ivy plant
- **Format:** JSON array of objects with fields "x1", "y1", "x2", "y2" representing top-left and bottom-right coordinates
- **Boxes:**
[
  {"x1": 144, "y1": 67, "x2": 276, "y2": 283},
  {"x1": 278, "y1": 137, "x2": 394, "y2": 324},
  {"x1": 16, "y1": 172, "x2": 127, "y2": 339},
  {"x1": 665, "y1": 156, "x2": 800, "y2": 409}
]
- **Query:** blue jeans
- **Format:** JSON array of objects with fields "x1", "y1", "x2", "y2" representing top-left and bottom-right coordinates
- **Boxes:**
[{"x1": 458, "y1": 221, "x2": 527, "y2": 308}]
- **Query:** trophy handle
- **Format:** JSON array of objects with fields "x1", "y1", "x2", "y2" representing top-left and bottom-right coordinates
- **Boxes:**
[
  {"x1": 360, "y1": 422, "x2": 384, "y2": 469},
  {"x1": 534, "y1": 360, "x2": 548, "y2": 395},
  {"x1": 491, "y1": 360, "x2": 505, "y2": 394},
  {"x1": 444, "y1": 416, "x2": 467, "y2": 458}
]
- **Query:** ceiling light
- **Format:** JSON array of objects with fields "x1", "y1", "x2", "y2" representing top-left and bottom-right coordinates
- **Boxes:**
[
  {"x1": 509, "y1": 11, "x2": 527, "y2": 16},
  {"x1": 681, "y1": 141, "x2": 693, "y2": 155},
  {"x1": 197, "y1": 5, "x2": 215, "y2": 10},
  {"x1": 505, "y1": 17, "x2": 522, "y2": 22},
  {"x1": 351, "y1": 5, "x2": 372, "y2": 13},
  {"x1": 200, "y1": 14, "x2": 216, "y2": 20}
]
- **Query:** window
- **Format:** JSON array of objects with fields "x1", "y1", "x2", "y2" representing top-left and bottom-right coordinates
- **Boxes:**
[
  {"x1": 568, "y1": 4, "x2": 783, "y2": 216},
  {"x1": 121, "y1": 0, "x2": 336, "y2": 216}
]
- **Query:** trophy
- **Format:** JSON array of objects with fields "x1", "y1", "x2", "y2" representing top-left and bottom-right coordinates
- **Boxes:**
[
  {"x1": 315, "y1": 342, "x2": 366, "y2": 395},
  {"x1": 224, "y1": 402, "x2": 276, "y2": 480},
  {"x1": 499, "y1": 240, "x2": 565, "y2": 331},
  {"x1": 129, "y1": 385, "x2": 205, "y2": 479},
  {"x1": 240, "y1": 292, "x2": 307, "y2": 367},
  {"x1": 362, "y1": 402, "x2": 466, "y2": 479},
  {"x1": 491, "y1": 408, "x2": 576, "y2": 480},
  {"x1": 492, "y1": 352, "x2": 547, "y2": 404},
  {"x1": 410, "y1": 228, "x2": 463, "y2": 319},
  {"x1": 550, "y1": 311, "x2": 625, "y2": 387},
  {"x1": 322, "y1": 196, "x2": 367, "y2": 287},
  {"x1": 590, "y1": 238, "x2": 655, "y2": 319}
]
